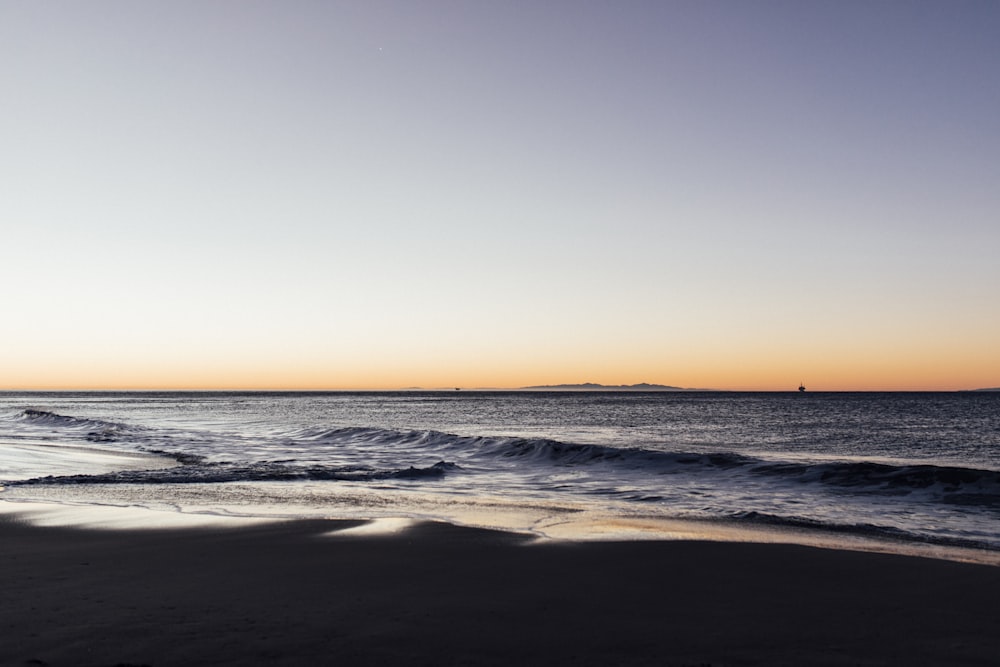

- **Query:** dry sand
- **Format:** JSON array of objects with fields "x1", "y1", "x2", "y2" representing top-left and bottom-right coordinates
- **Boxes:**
[{"x1": 2, "y1": 516, "x2": 998, "y2": 666}]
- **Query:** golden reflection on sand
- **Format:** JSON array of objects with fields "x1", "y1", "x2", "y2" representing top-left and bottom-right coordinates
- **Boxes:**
[{"x1": 326, "y1": 517, "x2": 418, "y2": 537}]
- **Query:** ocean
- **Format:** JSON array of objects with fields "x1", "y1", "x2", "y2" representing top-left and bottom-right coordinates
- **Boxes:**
[{"x1": 2, "y1": 391, "x2": 998, "y2": 561}]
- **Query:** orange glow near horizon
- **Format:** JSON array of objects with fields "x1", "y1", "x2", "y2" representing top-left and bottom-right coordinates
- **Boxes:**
[
  {"x1": 5, "y1": 282, "x2": 988, "y2": 392},
  {"x1": 3, "y1": 347, "x2": 996, "y2": 392}
]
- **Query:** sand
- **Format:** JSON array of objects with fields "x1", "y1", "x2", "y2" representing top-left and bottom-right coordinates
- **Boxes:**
[{"x1": 2, "y1": 516, "x2": 998, "y2": 667}]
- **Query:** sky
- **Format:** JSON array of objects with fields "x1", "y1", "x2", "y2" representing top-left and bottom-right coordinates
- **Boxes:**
[{"x1": 2, "y1": 0, "x2": 998, "y2": 391}]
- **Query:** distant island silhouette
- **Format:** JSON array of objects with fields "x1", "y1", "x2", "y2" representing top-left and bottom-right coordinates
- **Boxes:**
[{"x1": 521, "y1": 382, "x2": 690, "y2": 391}]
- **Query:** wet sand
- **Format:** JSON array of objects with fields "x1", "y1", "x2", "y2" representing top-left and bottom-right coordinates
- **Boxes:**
[{"x1": 2, "y1": 516, "x2": 998, "y2": 666}]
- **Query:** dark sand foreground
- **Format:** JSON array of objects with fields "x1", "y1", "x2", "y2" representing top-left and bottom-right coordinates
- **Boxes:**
[{"x1": 2, "y1": 517, "x2": 998, "y2": 667}]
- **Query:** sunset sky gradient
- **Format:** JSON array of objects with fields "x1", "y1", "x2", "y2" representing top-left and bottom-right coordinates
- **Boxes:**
[{"x1": 2, "y1": 1, "x2": 998, "y2": 391}]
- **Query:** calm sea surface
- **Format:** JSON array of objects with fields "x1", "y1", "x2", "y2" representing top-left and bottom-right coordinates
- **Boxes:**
[{"x1": 2, "y1": 391, "x2": 998, "y2": 556}]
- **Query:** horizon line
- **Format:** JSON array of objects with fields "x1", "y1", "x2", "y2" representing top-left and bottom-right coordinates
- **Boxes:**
[{"x1": 1, "y1": 386, "x2": 993, "y2": 393}]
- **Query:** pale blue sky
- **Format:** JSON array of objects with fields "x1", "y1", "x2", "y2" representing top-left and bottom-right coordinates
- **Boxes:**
[{"x1": 2, "y1": 1, "x2": 998, "y2": 389}]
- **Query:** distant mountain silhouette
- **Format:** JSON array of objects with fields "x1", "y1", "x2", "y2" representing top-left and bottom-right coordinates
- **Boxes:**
[
  {"x1": 521, "y1": 382, "x2": 687, "y2": 391},
  {"x1": 968, "y1": 387, "x2": 1000, "y2": 392}
]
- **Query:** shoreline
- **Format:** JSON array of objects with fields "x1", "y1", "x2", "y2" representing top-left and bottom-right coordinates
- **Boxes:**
[
  {"x1": 2, "y1": 514, "x2": 999, "y2": 666},
  {"x1": 4, "y1": 496, "x2": 999, "y2": 567}
]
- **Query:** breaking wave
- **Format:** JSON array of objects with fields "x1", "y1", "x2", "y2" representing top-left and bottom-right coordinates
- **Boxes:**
[
  {"x1": 459, "y1": 434, "x2": 1000, "y2": 506},
  {"x1": 5, "y1": 411, "x2": 999, "y2": 510},
  {"x1": 12, "y1": 409, "x2": 142, "y2": 443},
  {"x1": 8, "y1": 460, "x2": 458, "y2": 486}
]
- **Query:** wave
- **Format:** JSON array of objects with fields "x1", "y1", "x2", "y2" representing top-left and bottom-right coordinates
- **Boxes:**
[
  {"x1": 746, "y1": 459, "x2": 1000, "y2": 507},
  {"x1": 729, "y1": 510, "x2": 997, "y2": 551},
  {"x1": 7, "y1": 460, "x2": 458, "y2": 486},
  {"x1": 285, "y1": 426, "x2": 693, "y2": 465},
  {"x1": 6, "y1": 413, "x2": 998, "y2": 508},
  {"x1": 15, "y1": 409, "x2": 114, "y2": 428},
  {"x1": 271, "y1": 426, "x2": 1000, "y2": 507},
  {"x1": 290, "y1": 427, "x2": 763, "y2": 469},
  {"x1": 12, "y1": 409, "x2": 141, "y2": 443}
]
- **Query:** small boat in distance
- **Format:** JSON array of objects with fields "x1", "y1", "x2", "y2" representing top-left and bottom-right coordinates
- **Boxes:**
[{"x1": 799, "y1": 382, "x2": 806, "y2": 392}]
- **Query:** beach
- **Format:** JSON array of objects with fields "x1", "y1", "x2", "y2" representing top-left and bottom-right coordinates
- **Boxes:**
[
  {"x1": 3, "y1": 392, "x2": 999, "y2": 665},
  {"x1": 3, "y1": 516, "x2": 998, "y2": 667}
]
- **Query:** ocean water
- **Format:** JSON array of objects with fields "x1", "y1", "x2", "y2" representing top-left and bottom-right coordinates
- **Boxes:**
[{"x1": 1, "y1": 391, "x2": 998, "y2": 557}]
